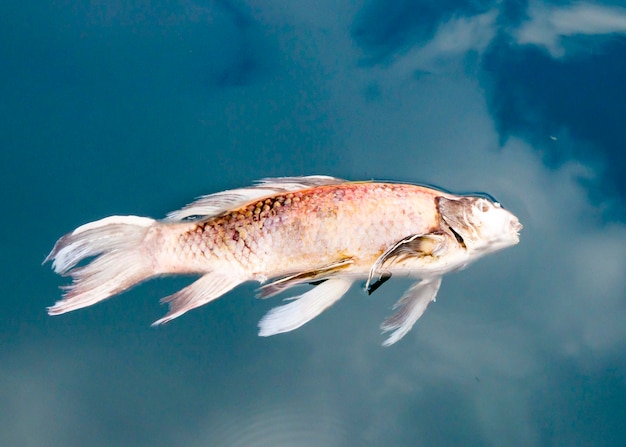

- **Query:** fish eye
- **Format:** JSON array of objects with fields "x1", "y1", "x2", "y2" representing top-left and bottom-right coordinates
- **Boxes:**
[{"x1": 477, "y1": 199, "x2": 490, "y2": 212}]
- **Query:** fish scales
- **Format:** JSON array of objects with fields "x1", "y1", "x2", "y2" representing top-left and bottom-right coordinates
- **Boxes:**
[
  {"x1": 45, "y1": 176, "x2": 521, "y2": 345},
  {"x1": 165, "y1": 183, "x2": 443, "y2": 278}
]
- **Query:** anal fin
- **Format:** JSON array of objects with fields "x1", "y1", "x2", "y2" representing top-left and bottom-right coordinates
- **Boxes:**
[
  {"x1": 258, "y1": 277, "x2": 353, "y2": 336},
  {"x1": 152, "y1": 272, "x2": 245, "y2": 325},
  {"x1": 380, "y1": 276, "x2": 442, "y2": 346}
]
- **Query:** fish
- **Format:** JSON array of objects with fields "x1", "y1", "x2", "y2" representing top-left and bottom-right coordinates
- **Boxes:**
[{"x1": 44, "y1": 176, "x2": 522, "y2": 346}]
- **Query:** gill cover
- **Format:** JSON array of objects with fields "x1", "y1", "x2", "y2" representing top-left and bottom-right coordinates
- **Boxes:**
[{"x1": 436, "y1": 196, "x2": 477, "y2": 244}]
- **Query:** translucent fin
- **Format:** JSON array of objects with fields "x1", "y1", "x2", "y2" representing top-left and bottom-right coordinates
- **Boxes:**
[
  {"x1": 45, "y1": 216, "x2": 156, "y2": 315},
  {"x1": 365, "y1": 233, "x2": 447, "y2": 291},
  {"x1": 152, "y1": 272, "x2": 245, "y2": 325},
  {"x1": 166, "y1": 175, "x2": 346, "y2": 221},
  {"x1": 380, "y1": 277, "x2": 442, "y2": 347},
  {"x1": 257, "y1": 258, "x2": 353, "y2": 299},
  {"x1": 256, "y1": 175, "x2": 346, "y2": 189},
  {"x1": 258, "y1": 277, "x2": 353, "y2": 337}
]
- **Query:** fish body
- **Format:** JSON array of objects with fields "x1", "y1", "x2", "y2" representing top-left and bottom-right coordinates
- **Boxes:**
[{"x1": 45, "y1": 176, "x2": 521, "y2": 345}]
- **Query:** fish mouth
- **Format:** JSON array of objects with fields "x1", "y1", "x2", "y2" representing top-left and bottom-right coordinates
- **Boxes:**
[{"x1": 512, "y1": 220, "x2": 523, "y2": 235}]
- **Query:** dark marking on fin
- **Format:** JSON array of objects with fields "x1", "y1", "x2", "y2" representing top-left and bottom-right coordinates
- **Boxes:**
[
  {"x1": 366, "y1": 272, "x2": 391, "y2": 295},
  {"x1": 309, "y1": 279, "x2": 328, "y2": 286}
]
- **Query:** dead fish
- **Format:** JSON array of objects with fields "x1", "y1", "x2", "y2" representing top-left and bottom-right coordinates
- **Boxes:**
[{"x1": 44, "y1": 176, "x2": 522, "y2": 346}]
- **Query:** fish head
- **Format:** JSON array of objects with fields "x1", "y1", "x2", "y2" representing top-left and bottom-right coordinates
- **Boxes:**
[{"x1": 436, "y1": 196, "x2": 522, "y2": 256}]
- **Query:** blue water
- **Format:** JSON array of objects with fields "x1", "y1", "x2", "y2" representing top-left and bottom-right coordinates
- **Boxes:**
[{"x1": 2, "y1": 1, "x2": 625, "y2": 446}]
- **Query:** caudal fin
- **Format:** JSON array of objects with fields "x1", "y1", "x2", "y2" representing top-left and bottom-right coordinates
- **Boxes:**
[{"x1": 45, "y1": 216, "x2": 156, "y2": 315}]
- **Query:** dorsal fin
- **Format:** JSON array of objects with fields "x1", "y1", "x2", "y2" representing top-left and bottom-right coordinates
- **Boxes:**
[{"x1": 165, "y1": 175, "x2": 346, "y2": 221}]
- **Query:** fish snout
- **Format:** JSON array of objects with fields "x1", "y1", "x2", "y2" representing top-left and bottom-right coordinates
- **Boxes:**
[{"x1": 510, "y1": 218, "x2": 523, "y2": 238}]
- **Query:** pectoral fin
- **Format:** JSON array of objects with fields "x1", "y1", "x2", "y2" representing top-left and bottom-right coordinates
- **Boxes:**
[
  {"x1": 257, "y1": 258, "x2": 353, "y2": 298},
  {"x1": 365, "y1": 233, "x2": 447, "y2": 292},
  {"x1": 381, "y1": 276, "x2": 442, "y2": 346}
]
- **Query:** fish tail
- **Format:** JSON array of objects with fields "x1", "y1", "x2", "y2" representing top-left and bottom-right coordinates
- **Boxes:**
[{"x1": 44, "y1": 215, "x2": 157, "y2": 315}]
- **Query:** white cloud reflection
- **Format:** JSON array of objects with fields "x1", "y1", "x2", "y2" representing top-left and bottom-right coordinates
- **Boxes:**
[
  {"x1": 388, "y1": 11, "x2": 498, "y2": 75},
  {"x1": 515, "y1": 2, "x2": 626, "y2": 57}
]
